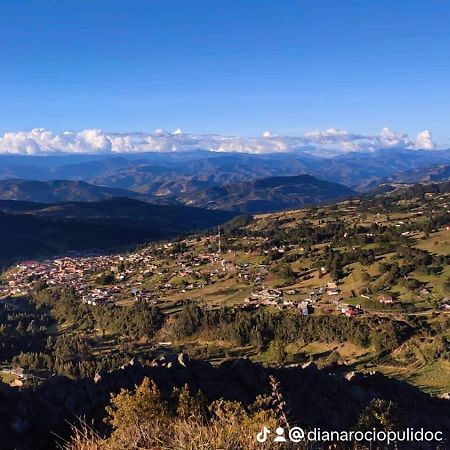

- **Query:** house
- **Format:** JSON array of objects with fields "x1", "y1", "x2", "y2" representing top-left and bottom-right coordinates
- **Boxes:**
[
  {"x1": 298, "y1": 301, "x2": 311, "y2": 316},
  {"x1": 17, "y1": 260, "x2": 38, "y2": 269},
  {"x1": 379, "y1": 294, "x2": 394, "y2": 304},
  {"x1": 327, "y1": 290, "x2": 340, "y2": 296},
  {"x1": 343, "y1": 307, "x2": 362, "y2": 317},
  {"x1": 301, "y1": 306, "x2": 310, "y2": 316}
]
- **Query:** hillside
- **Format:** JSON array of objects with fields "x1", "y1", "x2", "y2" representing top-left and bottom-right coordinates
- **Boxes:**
[
  {"x1": 387, "y1": 163, "x2": 450, "y2": 184},
  {"x1": 0, "y1": 198, "x2": 235, "y2": 264},
  {"x1": 0, "y1": 179, "x2": 148, "y2": 203},
  {"x1": 18, "y1": 197, "x2": 235, "y2": 224},
  {"x1": 358, "y1": 164, "x2": 450, "y2": 192},
  {"x1": 0, "y1": 199, "x2": 48, "y2": 213},
  {"x1": 179, "y1": 174, "x2": 355, "y2": 213}
]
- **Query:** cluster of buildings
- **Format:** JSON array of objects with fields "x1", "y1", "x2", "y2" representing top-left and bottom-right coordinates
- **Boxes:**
[
  {"x1": 0, "y1": 233, "x2": 270, "y2": 309},
  {"x1": 1, "y1": 248, "x2": 160, "y2": 303},
  {"x1": 8, "y1": 229, "x2": 445, "y2": 321},
  {"x1": 243, "y1": 287, "x2": 312, "y2": 315},
  {"x1": 240, "y1": 280, "x2": 368, "y2": 318}
]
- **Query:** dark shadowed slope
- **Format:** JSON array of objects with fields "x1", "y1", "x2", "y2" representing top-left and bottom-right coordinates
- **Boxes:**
[
  {"x1": 0, "y1": 357, "x2": 449, "y2": 449},
  {"x1": 0, "y1": 198, "x2": 236, "y2": 264}
]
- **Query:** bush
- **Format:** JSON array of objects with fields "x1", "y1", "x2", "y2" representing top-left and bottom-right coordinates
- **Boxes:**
[{"x1": 67, "y1": 376, "x2": 293, "y2": 450}]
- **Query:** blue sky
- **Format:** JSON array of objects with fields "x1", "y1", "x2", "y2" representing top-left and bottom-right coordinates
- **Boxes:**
[{"x1": 1, "y1": 0, "x2": 450, "y2": 144}]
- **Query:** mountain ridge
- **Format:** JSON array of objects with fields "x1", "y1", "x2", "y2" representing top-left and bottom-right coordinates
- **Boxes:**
[
  {"x1": 0, "y1": 179, "x2": 149, "y2": 203},
  {"x1": 2, "y1": 148, "x2": 450, "y2": 192},
  {"x1": 179, "y1": 174, "x2": 355, "y2": 213}
]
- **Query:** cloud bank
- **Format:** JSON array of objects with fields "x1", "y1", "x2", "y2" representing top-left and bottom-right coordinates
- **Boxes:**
[{"x1": 0, "y1": 127, "x2": 437, "y2": 155}]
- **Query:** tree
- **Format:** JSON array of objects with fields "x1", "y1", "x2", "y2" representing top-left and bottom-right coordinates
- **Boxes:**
[
  {"x1": 97, "y1": 272, "x2": 115, "y2": 285},
  {"x1": 16, "y1": 321, "x2": 25, "y2": 336},
  {"x1": 361, "y1": 271, "x2": 371, "y2": 282},
  {"x1": 26, "y1": 320, "x2": 39, "y2": 336},
  {"x1": 106, "y1": 377, "x2": 170, "y2": 434},
  {"x1": 271, "y1": 340, "x2": 286, "y2": 365},
  {"x1": 173, "y1": 384, "x2": 207, "y2": 421},
  {"x1": 443, "y1": 278, "x2": 450, "y2": 294},
  {"x1": 404, "y1": 278, "x2": 421, "y2": 291},
  {"x1": 356, "y1": 399, "x2": 400, "y2": 431},
  {"x1": 278, "y1": 264, "x2": 296, "y2": 284}
]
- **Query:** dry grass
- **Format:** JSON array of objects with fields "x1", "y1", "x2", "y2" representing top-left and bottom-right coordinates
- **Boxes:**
[{"x1": 65, "y1": 417, "x2": 313, "y2": 450}]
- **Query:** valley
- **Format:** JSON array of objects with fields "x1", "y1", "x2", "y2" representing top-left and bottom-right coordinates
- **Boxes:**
[{"x1": 1, "y1": 182, "x2": 449, "y2": 395}]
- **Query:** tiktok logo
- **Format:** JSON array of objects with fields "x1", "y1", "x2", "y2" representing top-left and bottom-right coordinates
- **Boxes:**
[
  {"x1": 257, "y1": 426, "x2": 305, "y2": 444},
  {"x1": 256, "y1": 426, "x2": 271, "y2": 443},
  {"x1": 256, "y1": 426, "x2": 288, "y2": 443}
]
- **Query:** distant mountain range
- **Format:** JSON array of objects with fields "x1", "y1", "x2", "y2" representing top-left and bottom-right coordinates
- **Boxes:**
[
  {"x1": 384, "y1": 163, "x2": 450, "y2": 184},
  {"x1": 358, "y1": 163, "x2": 450, "y2": 192},
  {"x1": 2, "y1": 148, "x2": 450, "y2": 192},
  {"x1": 0, "y1": 179, "x2": 148, "y2": 203},
  {"x1": 319, "y1": 148, "x2": 450, "y2": 188},
  {"x1": 0, "y1": 198, "x2": 235, "y2": 264},
  {"x1": 0, "y1": 174, "x2": 356, "y2": 214},
  {"x1": 178, "y1": 174, "x2": 355, "y2": 213}
]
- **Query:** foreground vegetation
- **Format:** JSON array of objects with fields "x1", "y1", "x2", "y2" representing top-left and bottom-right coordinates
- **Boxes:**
[{"x1": 66, "y1": 376, "x2": 409, "y2": 450}]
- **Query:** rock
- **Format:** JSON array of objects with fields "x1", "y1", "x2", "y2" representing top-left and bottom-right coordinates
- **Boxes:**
[
  {"x1": 177, "y1": 352, "x2": 189, "y2": 367},
  {"x1": 94, "y1": 370, "x2": 106, "y2": 384},
  {"x1": 345, "y1": 371, "x2": 355, "y2": 381}
]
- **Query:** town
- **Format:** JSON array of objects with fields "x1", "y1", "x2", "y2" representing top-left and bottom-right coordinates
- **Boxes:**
[{"x1": 2, "y1": 194, "x2": 449, "y2": 320}]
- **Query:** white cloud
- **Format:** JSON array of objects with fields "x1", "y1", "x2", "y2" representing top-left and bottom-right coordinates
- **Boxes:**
[
  {"x1": 110, "y1": 135, "x2": 138, "y2": 153},
  {"x1": 304, "y1": 127, "x2": 437, "y2": 152},
  {"x1": 415, "y1": 130, "x2": 435, "y2": 150},
  {"x1": 378, "y1": 127, "x2": 412, "y2": 148},
  {"x1": 0, "y1": 127, "x2": 438, "y2": 155},
  {"x1": 0, "y1": 128, "x2": 112, "y2": 155},
  {"x1": 305, "y1": 128, "x2": 354, "y2": 141}
]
